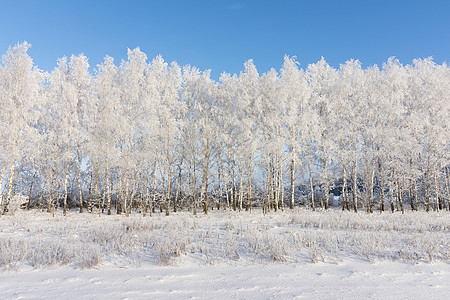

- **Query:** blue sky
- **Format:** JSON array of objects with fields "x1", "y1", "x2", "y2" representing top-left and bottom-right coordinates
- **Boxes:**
[{"x1": 1, "y1": 0, "x2": 449, "y2": 78}]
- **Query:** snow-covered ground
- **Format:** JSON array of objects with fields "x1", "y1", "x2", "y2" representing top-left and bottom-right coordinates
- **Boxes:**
[
  {"x1": 1, "y1": 209, "x2": 449, "y2": 299},
  {"x1": 2, "y1": 259, "x2": 449, "y2": 299}
]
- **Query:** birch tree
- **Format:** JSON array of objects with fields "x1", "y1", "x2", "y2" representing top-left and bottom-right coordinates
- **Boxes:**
[{"x1": 0, "y1": 42, "x2": 42, "y2": 214}]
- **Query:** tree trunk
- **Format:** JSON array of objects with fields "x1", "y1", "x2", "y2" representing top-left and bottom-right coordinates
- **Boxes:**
[
  {"x1": 48, "y1": 167, "x2": 55, "y2": 216},
  {"x1": 160, "y1": 169, "x2": 165, "y2": 213},
  {"x1": 201, "y1": 157, "x2": 209, "y2": 215},
  {"x1": 264, "y1": 156, "x2": 271, "y2": 214},
  {"x1": 225, "y1": 182, "x2": 230, "y2": 210},
  {"x1": 398, "y1": 177, "x2": 404, "y2": 214},
  {"x1": 152, "y1": 164, "x2": 157, "y2": 215},
  {"x1": 38, "y1": 189, "x2": 44, "y2": 211},
  {"x1": 128, "y1": 176, "x2": 137, "y2": 216},
  {"x1": 238, "y1": 170, "x2": 244, "y2": 211},
  {"x1": 190, "y1": 158, "x2": 197, "y2": 215},
  {"x1": 290, "y1": 159, "x2": 295, "y2": 209},
  {"x1": 434, "y1": 166, "x2": 440, "y2": 211},
  {"x1": 93, "y1": 168, "x2": 99, "y2": 217},
  {"x1": 414, "y1": 179, "x2": 419, "y2": 211},
  {"x1": 117, "y1": 172, "x2": 123, "y2": 215},
  {"x1": 77, "y1": 149, "x2": 83, "y2": 213},
  {"x1": 273, "y1": 159, "x2": 278, "y2": 212},
  {"x1": 63, "y1": 164, "x2": 69, "y2": 216},
  {"x1": 378, "y1": 157, "x2": 385, "y2": 213},
  {"x1": 174, "y1": 160, "x2": 183, "y2": 213},
  {"x1": 341, "y1": 163, "x2": 349, "y2": 211},
  {"x1": 3, "y1": 164, "x2": 15, "y2": 215},
  {"x1": 203, "y1": 171, "x2": 208, "y2": 215},
  {"x1": 445, "y1": 166, "x2": 450, "y2": 211},
  {"x1": 424, "y1": 159, "x2": 431, "y2": 212},
  {"x1": 246, "y1": 169, "x2": 252, "y2": 212},
  {"x1": 409, "y1": 180, "x2": 415, "y2": 211},
  {"x1": 395, "y1": 177, "x2": 400, "y2": 212},
  {"x1": 369, "y1": 167, "x2": 375, "y2": 213},
  {"x1": 0, "y1": 166, "x2": 6, "y2": 211},
  {"x1": 106, "y1": 165, "x2": 111, "y2": 215},
  {"x1": 27, "y1": 172, "x2": 35, "y2": 210},
  {"x1": 166, "y1": 166, "x2": 172, "y2": 216},
  {"x1": 308, "y1": 161, "x2": 315, "y2": 211},
  {"x1": 408, "y1": 158, "x2": 416, "y2": 211},
  {"x1": 352, "y1": 160, "x2": 358, "y2": 213},
  {"x1": 323, "y1": 156, "x2": 329, "y2": 210},
  {"x1": 88, "y1": 171, "x2": 93, "y2": 212},
  {"x1": 390, "y1": 168, "x2": 395, "y2": 213},
  {"x1": 280, "y1": 166, "x2": 284, "y2": 211},
  {"x1": 144, "y1": 163, "x2": 150, "y2": 216},
  {"x1": 266, "y1": 167, "x2": 271, "y2": 213},
  {"x1": 232, "y1": 160, "x2": 236, "y2": 211},
  {"x1": 124, "y1": 178, "x2": 129, "y2": 216},
  {"x1": 217, "y1": 163, "x2": 223, "y2": 210}
]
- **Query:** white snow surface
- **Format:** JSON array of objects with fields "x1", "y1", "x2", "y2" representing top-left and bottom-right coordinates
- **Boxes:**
[
  {"x1": 1, "y1": 209, "x2": 449, "y2": 299},
  {"x1": 2, "y1": 260, "x2": 449, "y2": 300}
]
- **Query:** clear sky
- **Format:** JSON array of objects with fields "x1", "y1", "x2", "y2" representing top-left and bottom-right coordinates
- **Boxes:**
[{"x1": 1, "y1": 0, "x2": 449, "y2": 78}]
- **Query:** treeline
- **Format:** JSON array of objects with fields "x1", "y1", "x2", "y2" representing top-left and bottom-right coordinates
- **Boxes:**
[{"x1": 0, "y1": 42, "x2": 449, "y2": 216}]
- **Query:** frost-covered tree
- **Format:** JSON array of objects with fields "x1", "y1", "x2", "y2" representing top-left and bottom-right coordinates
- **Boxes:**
[
  {"x1": 408, "y1": 58, "x2": 450, "y2": 211},
  {"x1": 307, "y1": 58, "x2": 339, "y2": 210},
  {"x1": 43, "y1": 57, "x2": 80, "y2": 215},
  {"x1": 280, "y1": 56, "x2": 311, "y2": 209},
  {"x1": 216, "y1": 72, "x2": 239, "y2": 211},
  {"x1": 91, "y1": 55, "x2": 121, "y2": 215},
  {"x1": 236, "y1": 60, "x2": 261, "y2": 212},
  {"x1": 259, "y1": 67, "x2": 286, "y2": 212},
  {"x1": 1, "y1": 41, "x2": 449, "y2": 215},
  {"x1": 115, "y1": 48, "x2": 149, "y2": 215},
  {"x1": 149, "y1": 55, "x2": 183, "y2": 216},
  {"x1": 183, "y1": 66, "x2": 217, "y2": 214},
  {"x1": 0, "y1": 42, "x2": 43, "y2": 214},
  {"x1": 65, "y1": 54, "x2": 93, "y2": 213}
]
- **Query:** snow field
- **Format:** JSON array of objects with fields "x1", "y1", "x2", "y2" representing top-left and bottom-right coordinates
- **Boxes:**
[
  {"x1": 0, "y1": 209, "x2": 449, "y2": 299},
  {"x1": 1, "y1": 261, "x2": 449, "y2": 299},
  {"x1": 0, "y1": 209, "x2": 448, "y2": 269}
]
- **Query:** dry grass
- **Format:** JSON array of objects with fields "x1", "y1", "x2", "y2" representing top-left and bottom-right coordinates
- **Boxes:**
[{"x1": 0, "y1": 208, "x2": 448, "y2": 270}]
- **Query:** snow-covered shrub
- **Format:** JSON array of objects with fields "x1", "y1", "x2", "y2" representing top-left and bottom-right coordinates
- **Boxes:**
[
  {"x1": 28, "y1": 239, "x2": 74, "y2": 268},
  {"x1": 151, "y1": 232, "x2": 189, "y2": 265},
  {"x1": 4, "y1": 195, "x2": 28, "y2": 215},
  {"x1": 149, "y1": 218, "x2": 191, "y2": 265},
  {"x1": 0, "y1": 209, "x2": 448, "y2": 271},
  {"x1": 0, "y1": 238, "x2": 28, "y2": 271},
  {"x1": 75, "y1": 244, "x2": 102, "y2": 269}
]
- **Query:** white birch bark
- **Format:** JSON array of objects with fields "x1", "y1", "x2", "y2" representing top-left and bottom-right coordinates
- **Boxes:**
[
  {"x1": 0, "y1": 166, "x2": 6, "y2": 211},
  {"x1": 308, "y1": 161, "x2": 315, "y2": 211},
  {"x1": 3, "y1": 164, "x2": 16, "y2": 215},
  {"x1": 352, "y1": 159, "x2": 358, "y2": 213},
  {"x1": 77, "y1": 148, "x2": 83, "y2": 213},
  {"x1": 290, "y1": 159, "x2": 295, "y2": 209},
  {"x1": 434, "y1": 166, "x2": 440, "y2": 211}
]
